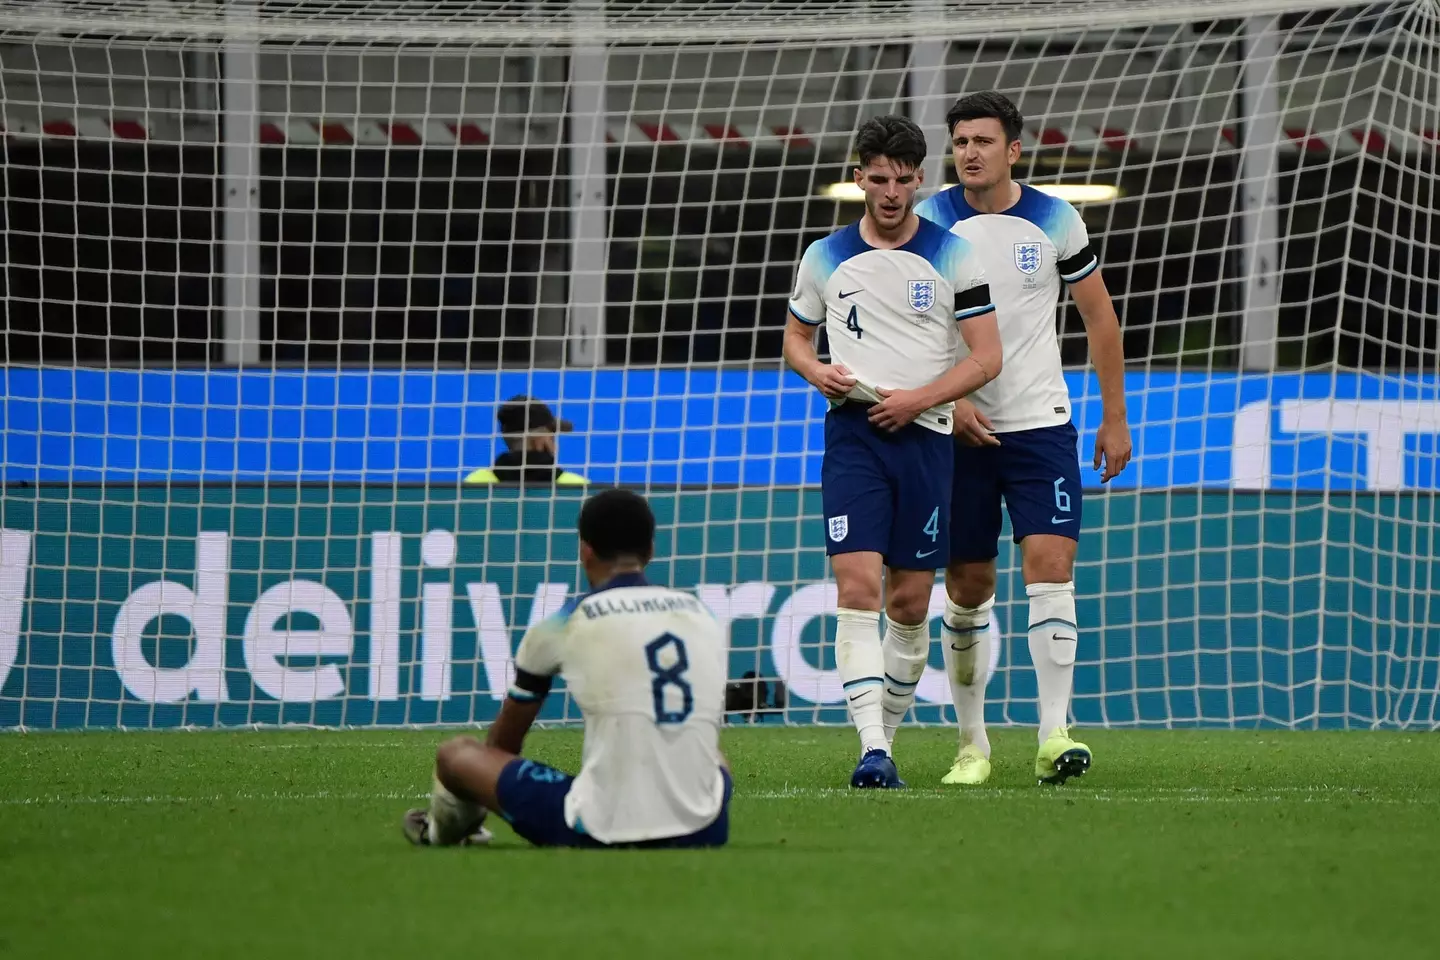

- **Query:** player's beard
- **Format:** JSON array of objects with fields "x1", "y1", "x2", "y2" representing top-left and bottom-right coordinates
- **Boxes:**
[
  {"x1": 958, "y1": 163, "x2": 995, "y2": 192},
  {"x1": 959, "y1": 154, "x2": 1010, "y2": 194},
  {"x1": 865, "y1": 193, "x2": 912, "y2": 230}
]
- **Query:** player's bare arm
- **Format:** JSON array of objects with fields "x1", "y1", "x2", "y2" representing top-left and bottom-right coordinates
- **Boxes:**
[
  {"x1": 485, "y1": 687, "x2": 544, "y2": 754},
  {"x1": 783, "y1": 312, "x2": 856, "y2": 399},
  {"x1": 418, "y1": 654, "x2": 551, "y2": 831},
  {"x1": 868, "y1": 310, "x2": 1003, "y2": 432},
  {"x1": 1069, "y1": 269, "x2": 1132, "y2": 483},
  {"x1": 946, "y1": 307, "x2": 1006, "y2": 445}
]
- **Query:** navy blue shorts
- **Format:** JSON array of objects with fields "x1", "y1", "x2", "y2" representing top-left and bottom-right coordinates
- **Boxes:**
[
  {"x1": 494, "y1": 757, "x2": 733, "y2": 849},
  {"x1": 950, "y1": 421, "x2": 1083, "y2": 562},
  {"x1": 821, "y1": 402, "x2": 954, "y2": 570}
]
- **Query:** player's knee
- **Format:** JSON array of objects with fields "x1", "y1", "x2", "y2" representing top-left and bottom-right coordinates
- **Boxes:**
[
  {"x1": 832, "y1": 553, "x2": 883, "y2": 611},
  {"x1": 884, "y1": 568, "x2": 935, "y2": 625},
  {"x1": 836, "y1": 579, "x2": 882, "y2": 612},
  {"x1": 435, "y1": 735, "x2": 482, "y2": 779},
  {"x1": 1020, "y1": 536, "x2": 1076, "y2": 586},
  {"x1": 1022, "y1": 555, "x2": 1074, "y2": 585},
  {"x1": 946, "y1": 564, "x2": 996, "y2": 608},
  {"x1": 886, "y1": 589, "x2": 931, "y2": 626}
]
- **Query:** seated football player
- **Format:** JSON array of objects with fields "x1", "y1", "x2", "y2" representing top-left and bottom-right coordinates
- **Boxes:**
[{"x1": 402, "y1": 488, "x2": 731, "y2": 849}]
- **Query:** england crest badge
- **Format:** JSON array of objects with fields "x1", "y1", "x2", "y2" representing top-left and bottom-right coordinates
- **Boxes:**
[
  {"x1": 907, "y1": 280, "x2": 936, "y2": 312},
  {"x1": 828, "y1": 515, "x2": 849, "y2": 542},
  {"x1": 1014, "y1": 242, "x2": 1042, "y2": 275}
]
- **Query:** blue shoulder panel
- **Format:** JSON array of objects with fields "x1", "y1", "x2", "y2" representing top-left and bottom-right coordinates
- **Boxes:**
[
  {"x1": 914, "y1": 193, "x2": 941, "y2": 226},
  {"x1": 540, "y1": 593, "x2": 585, "y2": 628},
  {"x1": 899, "y1": 216, "x2": 947, "y2": 264},
  {"x1": 812, "y1": 221, "x2": 871, "y2": 285},
  {"x1": 814, "y1": 212, "x2": 982, "y2": 280},
  {"x1": 1012, "y1": 183, "x2": 1070, "y2": 247},
  {"x1": 923, "y1": 183, "x2": 1070, "y2": 248},
  {"x1": 904, "y1": 217, "x2": 978, "y2": 280},
  {"x1": 917, "y1": 187, "x2": 974, "y2": 228}
]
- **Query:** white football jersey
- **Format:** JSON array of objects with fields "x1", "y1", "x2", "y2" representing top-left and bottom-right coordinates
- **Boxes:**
[
  {"x1": 788, "y1": 218, "x2": 995, "y2": 435},
  {"x1": 916, "y1": 183, "x2": 1099, "y2": 433},
  {"x1": 510, "y1": 572, "x2": 727, "y2": 845}
]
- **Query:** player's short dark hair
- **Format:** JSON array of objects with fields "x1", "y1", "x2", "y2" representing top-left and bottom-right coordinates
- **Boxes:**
[
  {"x1": 577, "y1": 489, "x2": 656, "y2": 563},
  {"x1": 945, "y1": 91, "x2": 1025, "y2": 144},
  {"x1": 853, "y1": 115, "x2": 928, "y2": 170}
]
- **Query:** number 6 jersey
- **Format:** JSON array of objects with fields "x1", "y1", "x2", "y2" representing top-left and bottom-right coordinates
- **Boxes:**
[
  {"x1": 916, "y1": 183, "x2": 1100, "y2": 433},
  {"x1": 787, "y1": 217, "x2": 994, "y2": 435},
  {"x1": 509, "y1": 571, "x2": 727, "y2": 844}
]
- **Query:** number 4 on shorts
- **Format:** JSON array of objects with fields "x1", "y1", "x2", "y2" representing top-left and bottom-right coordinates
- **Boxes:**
[{"x1": 914, "y1": 507, "x2": 942, "y2": 561}]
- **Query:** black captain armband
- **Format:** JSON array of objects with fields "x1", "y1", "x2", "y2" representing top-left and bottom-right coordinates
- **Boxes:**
[
  {"x1": 954, "y1": 284, "x2": 994, "y2": 319},
  {"x1": 508, "y1": 668, "x2": 554, "y2": 704},
  {"x1": 1058, "y1": 245, "x2": 1099, "y2": 283}
]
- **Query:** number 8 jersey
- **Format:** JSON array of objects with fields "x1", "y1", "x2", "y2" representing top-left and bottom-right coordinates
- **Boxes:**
[
  {"x1": 510, "y1": 571, "x2": 727, "y2": 844},
  {"x1": 787, "y1": 217, "x2": 995, "y2": 435}
]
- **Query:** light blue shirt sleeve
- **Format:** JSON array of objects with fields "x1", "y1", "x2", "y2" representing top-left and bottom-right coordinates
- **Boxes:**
[
  {"x1": 787, "y1": 242, "x2": 827, "y2": 326},
  {"x1": 1051, "y1": 200, "x2": 1098, "y2": 283}
]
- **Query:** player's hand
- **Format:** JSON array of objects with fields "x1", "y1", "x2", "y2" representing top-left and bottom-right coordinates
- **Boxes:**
[
  {"x1": 810, "y1": 363, "x2": 857, "y2": 400},
  {"x1": 868, "y1": 387, "x2": 930, "y2": 432},
  {"x1": 952, "y1": 399, "x2": 1000, "y2": 447},
  {"x1": 1093, "y1": 416, "x2": 1132, "y2": 483}
]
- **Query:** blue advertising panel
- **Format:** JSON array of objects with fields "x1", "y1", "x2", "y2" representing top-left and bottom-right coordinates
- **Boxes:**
[{"x1": 5, "y1": 367, "x2": 1440, "y2": 489}]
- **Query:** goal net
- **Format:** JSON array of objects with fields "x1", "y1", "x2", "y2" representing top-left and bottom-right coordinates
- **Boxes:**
[{"x1": 1, "y1": 0, "x2": 1438, "y2": 730}]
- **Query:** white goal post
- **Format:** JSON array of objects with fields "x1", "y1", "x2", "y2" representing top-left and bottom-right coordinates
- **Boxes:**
[{"x1": 1, "y1": 1, "x2": 1438, "y2": 730}]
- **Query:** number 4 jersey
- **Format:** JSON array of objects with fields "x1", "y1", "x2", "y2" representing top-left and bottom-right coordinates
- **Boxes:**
[
  {"x1": 787, "y1": 217, "x2": 994, "y2": 434},
  {"x1": 509, "y1": 571, "x2": 727, "y2": 844}
]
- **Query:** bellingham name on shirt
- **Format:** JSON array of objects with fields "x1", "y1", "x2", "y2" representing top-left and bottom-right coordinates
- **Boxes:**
[{"x1": 579, "y1": 593, "x2": 708, "y2": 621}]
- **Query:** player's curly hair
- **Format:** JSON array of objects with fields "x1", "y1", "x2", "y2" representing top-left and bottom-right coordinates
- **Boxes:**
[
  {"x1": 945, "y1": 90, "x2": 1025, "y2": 144},
  {"x1": 853, "y1": 115, "x2": 928, "y2": 170},
  {"x1": 578, "y1": 488, "x2": 656, "y2": 563}
]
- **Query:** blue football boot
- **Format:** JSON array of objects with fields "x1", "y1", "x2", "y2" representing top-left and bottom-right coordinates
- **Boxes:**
[{"x1": 850, "y1": 748, "x2": 906, "y2": 789}]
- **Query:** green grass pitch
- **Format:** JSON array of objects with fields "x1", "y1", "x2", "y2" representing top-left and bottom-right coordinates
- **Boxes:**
[{"x1": 2, "y1": 727, "x2": 1436, "y2": 959}]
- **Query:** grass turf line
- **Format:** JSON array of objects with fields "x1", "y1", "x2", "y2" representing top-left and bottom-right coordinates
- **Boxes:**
[{"x1": 0, "y1": 727, "x2": 1435, "y2": 959}]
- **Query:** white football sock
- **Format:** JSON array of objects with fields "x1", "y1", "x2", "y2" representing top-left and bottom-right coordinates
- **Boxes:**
[
  {"x1": 427, "y1": 776, "x2": 485, "y2": 845},
  {"x1": 881, "y1": 617, "x2": 930, "y2": 749},
  {"x1": 836, "y1": 607, "x2": 889, "y2": 756},
  {"x1": 942, "y1": 594, "x2": 994, "y2": 759},
  {"x1": 1027, "y1": 581, "x2": 1078, "y2": 744}
]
